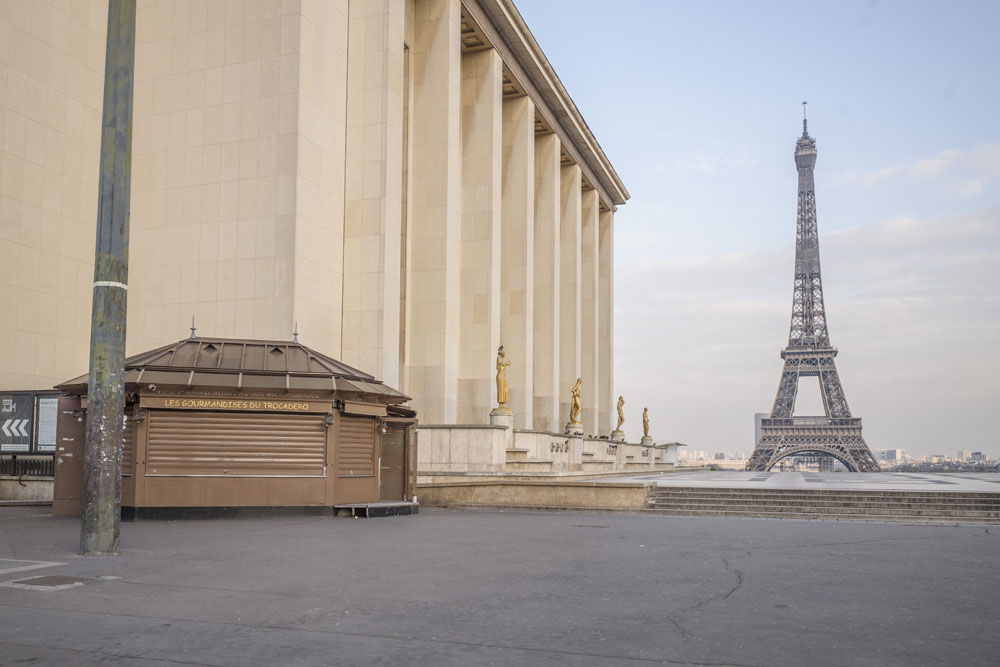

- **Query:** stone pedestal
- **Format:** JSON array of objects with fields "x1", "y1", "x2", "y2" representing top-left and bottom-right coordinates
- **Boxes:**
[
  {"x1": 567, "y1": 434, "x2": 584, "y2": 469},
  {"x1": 564, "y1": 421, "x2": 583, "y2": 436},
  {"x1": 663, "y1": 442, "x2": 682, "y2": 465},
  {"x1": 610, "y1": 429, "x2": 625, "y2": 442},
  {"x1": 490, "y1": 408, "x2": 513, "y2": 428},
  {"x1": 640, "y1": 435, "x2": 654, "y2": 447},
  {"x1": 614, "y1": 441, "x2": 626, "y2": 471},
  {"x1": 490, "y1": 409, "x2": 514, "y2": 448}
]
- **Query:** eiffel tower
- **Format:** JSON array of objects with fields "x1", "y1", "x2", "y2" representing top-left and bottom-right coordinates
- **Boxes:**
[{"x1": 747, "y1": 105, "x2": 879, "y2": 472}]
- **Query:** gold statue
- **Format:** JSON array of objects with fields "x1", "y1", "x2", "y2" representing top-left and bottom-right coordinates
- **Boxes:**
[
  {"x1": 568, "y1": 378, "x2": 582, "y2": 424},
  {"x1": 616, "y1": 396, "x2": 625, "y2": 430},
  {"x1": 495, "y1": 346, "x2": 511, "y2": 408},
  {"x1": 642, "y1": 407, "x2": 649, "y2": 438}
]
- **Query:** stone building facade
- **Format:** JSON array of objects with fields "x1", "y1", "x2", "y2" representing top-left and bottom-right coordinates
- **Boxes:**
[{"x1": 0, "y1": 0, "x2": 628, "y2": 434}]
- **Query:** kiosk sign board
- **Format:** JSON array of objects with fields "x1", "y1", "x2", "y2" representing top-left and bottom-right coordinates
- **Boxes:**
[
  {"x1": 0, "y1": 392, "x2": 34, "y2": 453},
  {"x1": 34, "y1": 396, "x2": 59, "y2": 453}
]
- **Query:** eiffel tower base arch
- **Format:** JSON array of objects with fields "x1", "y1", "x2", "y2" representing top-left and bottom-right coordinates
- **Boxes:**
[{"x1": 747, "y1": 418, "x2": 880, "y2": 472}]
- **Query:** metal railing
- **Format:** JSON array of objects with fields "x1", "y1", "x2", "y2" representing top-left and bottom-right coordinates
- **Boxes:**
[
  {"x1": 761, "y1": 417, "x2": 862, "y2": 428},
  {"x1": 0, "y1": 456, "x2": 55, "y2": 478}
]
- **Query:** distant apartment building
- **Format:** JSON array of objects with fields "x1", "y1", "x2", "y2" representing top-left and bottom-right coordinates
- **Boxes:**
[{"x1": 957, "y1": 450, "x2": 972, "y2": 461}]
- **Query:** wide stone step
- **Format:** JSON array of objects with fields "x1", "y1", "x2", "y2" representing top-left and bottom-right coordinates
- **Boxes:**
[
  {"x1": 505, "y1": 460, "x2": 555, "y2": 472},
  {"x1": 647, "y1": 505, "x2": 1000, "y2": 518},
  {"x1": 645, "y1": 502, "x2": 1000, "y2": 518},
  {"x1": 646, "y1": 497, "x2": 1000, "y2": 510},
  {"x1": 647, "y1": 486, "x2": 1000, "y2": 495},
  {"x1": 643, "y1": 486, "x2": 1000, "y2": 523},
  {"x1": 642, "y1": 508, "x2": 1000, "y2": 523},
  {"x1": 647, "y1": 491, "x2": 1000, "y2": 504},
  {"x1": 505, "y1": 448, "x2": 530, "y2": 462}
]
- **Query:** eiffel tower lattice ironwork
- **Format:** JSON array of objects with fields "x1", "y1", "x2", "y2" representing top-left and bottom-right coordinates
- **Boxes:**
[{"x1": 747, "y1": 106, "x2": 879, "y2": 472}]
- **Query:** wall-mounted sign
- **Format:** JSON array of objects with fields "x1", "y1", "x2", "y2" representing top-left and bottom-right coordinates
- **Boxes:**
[
  {"x1": 141, "y1": 396, "x2": 331, "y2": 413},
  {"x1": 0, "y1": 393, "x2": 33, "y2": 452},
  {"x1": 34, "y1": 396, "x2": 59, "y2": 453}
]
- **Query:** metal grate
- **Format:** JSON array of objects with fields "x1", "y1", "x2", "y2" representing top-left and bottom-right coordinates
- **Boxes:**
[
  {"x1": 0, "y1": 456, "x2": 54, "y2": 477},
  {"x1": 16, "y1": 575, "x2": 88, "y2": 587}
]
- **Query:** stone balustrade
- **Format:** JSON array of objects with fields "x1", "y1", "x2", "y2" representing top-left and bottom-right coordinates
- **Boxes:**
[{"x1": 417, "y1": 422, "x2": 680, "y2": 482}]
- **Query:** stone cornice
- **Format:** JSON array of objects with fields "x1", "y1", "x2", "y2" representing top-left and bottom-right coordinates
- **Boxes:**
[{"x1": 463, "y1": 0, "x2": 630, "y2": 211}]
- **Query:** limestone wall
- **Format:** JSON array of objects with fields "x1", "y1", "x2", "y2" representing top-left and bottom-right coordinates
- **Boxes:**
[{"x1": 2, "y1": 0, "x2": 628, "y2": 445}]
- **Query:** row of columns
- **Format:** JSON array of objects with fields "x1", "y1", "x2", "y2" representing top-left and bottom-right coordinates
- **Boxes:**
[{"x1": 343, "y1": 0, "x2": 614, "y2": 436}]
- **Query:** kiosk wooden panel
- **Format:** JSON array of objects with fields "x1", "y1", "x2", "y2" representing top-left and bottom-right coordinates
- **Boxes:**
[{"x1": 336, "y1": 415, "x2": 377, "y2": 504}]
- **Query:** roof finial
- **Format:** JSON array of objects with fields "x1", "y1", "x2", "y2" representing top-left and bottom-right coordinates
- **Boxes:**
[
  {"x1": 802, "y1": 100, "x2": 808, "y2": 136},
  {"x1": 189, "y1": 315, "x2": 196, "y2": 339},
  {"x1": 292, "y1": 322, "x2": 299, "y2": 343}
]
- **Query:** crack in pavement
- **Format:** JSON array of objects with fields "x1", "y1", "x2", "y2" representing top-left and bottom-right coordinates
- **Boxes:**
[
  {"x1": 666, "y1": 617, "x2": 691, "y2": 639},
  {"x1": 721, "y1": 555, "x2": 746, "y2": 600},
  {"x1": 663, "y1": 531, "x2": 985, "y2": 643},
  {"x1": 668, "y1": 550, "x2": 751, "y2": 640}
]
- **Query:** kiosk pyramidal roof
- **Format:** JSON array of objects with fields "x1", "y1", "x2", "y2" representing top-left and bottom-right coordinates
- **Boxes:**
[{"x1": 58, "y1": 337, "x2": 409, "y2": 402}]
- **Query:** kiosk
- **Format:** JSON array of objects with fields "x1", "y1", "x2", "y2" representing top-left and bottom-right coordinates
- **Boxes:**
[{"x1": 53, "y1": 337, "x2": 416, "y2": 518}]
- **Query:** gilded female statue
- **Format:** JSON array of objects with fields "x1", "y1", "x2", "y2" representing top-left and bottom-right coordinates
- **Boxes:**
[
  {"x1": 616, "y1": 396, "x2": 625, "y2": 430},
  {"x1": 495, "y1": 346, "x2": 511, "y2": 408},
  {"x1": 642, "y1": 407, "x2": 650, "y2": 438},
  {"x1": 569, "y1": 378, "x2": 583, "y2": 424}
]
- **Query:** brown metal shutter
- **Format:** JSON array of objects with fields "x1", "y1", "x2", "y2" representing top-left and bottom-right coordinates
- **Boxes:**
[
  {"x1": 339, "y1": 415, "x2": 375, "y2": 477},
  {"x1": 147, "y1": 411, "x2": 325, "y2": 477},
  {"x1": 121, "y1": 418, "x2": 136, "y2": 476}
]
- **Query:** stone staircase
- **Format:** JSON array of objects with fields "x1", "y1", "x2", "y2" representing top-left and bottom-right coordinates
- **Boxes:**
[
  {"x1": 645, "y1": 487, "x2": 1000, "y2": 523},
  {"x1": 505, "y1": 448, "x2": 554, "y2": 473}
]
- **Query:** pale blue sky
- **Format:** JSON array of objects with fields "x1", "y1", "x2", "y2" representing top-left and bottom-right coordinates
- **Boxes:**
[{"x1": 517, "y1": 0, "x2": 1000, "y2": 457}]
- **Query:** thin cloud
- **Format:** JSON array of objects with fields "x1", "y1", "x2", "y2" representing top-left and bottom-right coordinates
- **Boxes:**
[{"x1": 833, "y1": 143, "x2": 1000, "y2": 196}]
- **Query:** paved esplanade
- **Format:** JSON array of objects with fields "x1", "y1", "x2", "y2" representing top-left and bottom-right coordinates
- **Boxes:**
[
  {"x1": 1, "y1": 506, "x2": 997, "y2": 666},
  {"x1": 603, "y1": 470, "x2": 1000, "y2": 492}
]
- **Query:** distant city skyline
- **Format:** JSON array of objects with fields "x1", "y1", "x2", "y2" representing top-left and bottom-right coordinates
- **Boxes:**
[{"x1": 517, "y1": 0, "x2": 1000, "y2": 457}]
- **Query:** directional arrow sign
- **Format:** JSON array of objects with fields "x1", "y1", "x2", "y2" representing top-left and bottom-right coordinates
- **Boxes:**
[
  {"x1": 0, "y1": 393, "x2": 33, "y2": 452},
  {"x1": 1, "y1": 419, "x2": 29, "y2": 437}
]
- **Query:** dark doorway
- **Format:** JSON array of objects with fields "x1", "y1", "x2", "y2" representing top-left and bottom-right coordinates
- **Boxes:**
[{"x1": 379, "y1": 424, "x2": 407, "y2": 501}]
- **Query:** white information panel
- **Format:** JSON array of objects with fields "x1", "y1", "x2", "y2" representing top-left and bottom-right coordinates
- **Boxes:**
[{"x1": 35, "y1": 396, "x2": 59, "y2": 453}]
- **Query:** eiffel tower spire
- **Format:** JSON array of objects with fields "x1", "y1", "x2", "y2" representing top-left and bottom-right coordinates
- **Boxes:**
[{"x1": 747, "y1": 110, "x2": 879, "y2": 472}]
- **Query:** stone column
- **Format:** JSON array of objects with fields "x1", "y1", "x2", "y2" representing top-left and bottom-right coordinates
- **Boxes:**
[
  {"x1": 407, "y1": 0, "x2": 462, "y2": 423},
  {"x1": 598, "y1": 209, "x2": 614, "y2": 436},
  {"x1": 343, "y1": 0, "x2": 405, "y2": 386},
  {"x1": 558, "y1": 163, "x2": 582, "y2": 427},
  {"x1": 456, "y1": 48, "x2": 502, "y2": 424},
  {"x1": 580, "y1": 188, "x2": 600, "y2": 436},
  {"x1": 500, "y1": 95, "x2": 535, "y2": 428},
  {"x1": 532, "y1": 133, "x2": 561, "y2": 432}
]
